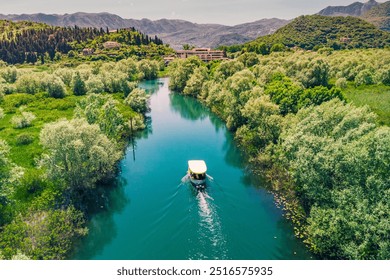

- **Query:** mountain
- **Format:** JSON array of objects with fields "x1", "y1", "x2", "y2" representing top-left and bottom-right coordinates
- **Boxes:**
[
  {"x1": 0, "y1": 12, "x2": 289, "y2": 49},
  {"x1": 318, "y1": 0, "x2": 379, "y2": 17},
  {"x1": 242, "y1": 15, "x2": 390, "y2": 52},
  {"x1": 362, "y1": 1, "x2": 390, "y2": 31}
]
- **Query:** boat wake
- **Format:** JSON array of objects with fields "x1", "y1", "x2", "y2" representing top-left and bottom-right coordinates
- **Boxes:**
[
  {"x1": 194, "y1": 188, "x2": 228, "y2": 259},
  {"x1": 181, "y1": 174, "x2": 228, "y2": 259}
]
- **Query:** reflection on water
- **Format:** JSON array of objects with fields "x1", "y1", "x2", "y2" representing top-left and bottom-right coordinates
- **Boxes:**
[
  {"x1": 73, "y1": 179, "x2": 128, "y2": 259},
  {"x1": 170, "y1": 93, "x2": 208, "y2": 121}
]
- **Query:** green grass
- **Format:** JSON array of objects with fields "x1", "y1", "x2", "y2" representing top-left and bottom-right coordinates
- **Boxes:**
[
  {"x1": 1, "y1": 91, "x2": 136, "y2": 169},
  {"x1": 343, "y1": 84, "x2": 390, "y2": 126},
  {"x1": 0, "y1": 93, "x2": 80, "y2": 168}
]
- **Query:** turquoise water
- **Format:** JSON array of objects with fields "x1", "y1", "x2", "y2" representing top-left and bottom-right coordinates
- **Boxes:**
[{"x1": 75, "y1": 78, "x2": 311, "y2": 260}]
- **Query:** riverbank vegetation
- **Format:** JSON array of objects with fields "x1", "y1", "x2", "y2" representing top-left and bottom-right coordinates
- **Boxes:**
[
  {"x1": 169, "y1": 48, "x2": 390, "y2": 259},
  {"x1": 0, "y1": 57, "x2": 153, "y2": 259}
]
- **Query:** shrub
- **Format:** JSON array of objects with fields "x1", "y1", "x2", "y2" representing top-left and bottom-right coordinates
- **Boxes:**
[
  {"x1": 86, "y1": 76, "x2": 105, "y2": 94},
  {"x1": 45, "y1": 76, "x2": 66, "y2": 98},
  {"x1": 270, "y1": 43, "x2": 286, "y2": 53},
  {"x1": 54, "y1": 68, "x2": 74, "y2": 87},
  {"x1": 378, "y1": 68, "x2": 390, "y2": 86},
  {"x1": 72, "y1": 72, "x2": 86, "y2": 96},
  {"x1": 11, "y1": 112, "x2": 36, "y2": 128},
  {"x1": 124, "y1": 88, "x2": 150, "y2": 114},
  {"x1": 335, "y1": 77, "x2": 347, "y2": 89},
  {"x1": 0, "y1": 66, "x2": 18, "y2": 83},
  {"x1": 15, "y1": 73, "x2": 41, "y2": 94},
  {"x1": 355, "y1": 69, "x2": 375, "y2": 86},
  {"x1": 15, "y1": 133, "x2": 34, "y2": 145},
  {"x1": 0, "y1": 83, "x2": 16, "y2": 95}
]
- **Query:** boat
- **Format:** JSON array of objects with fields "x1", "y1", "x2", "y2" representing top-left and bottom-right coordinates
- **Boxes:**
[{"x1": 188, "y1": 160, "x2": 207, "y2": 188}]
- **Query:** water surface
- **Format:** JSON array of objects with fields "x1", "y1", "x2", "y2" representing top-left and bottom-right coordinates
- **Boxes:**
[{"x1": 75, "y1": 78, "x2": 311, "y2": 260}]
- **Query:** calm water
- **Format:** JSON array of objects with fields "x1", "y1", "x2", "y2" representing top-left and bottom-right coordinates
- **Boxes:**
[{"x1": 75, "y1": 78, "x2": 311, "y2": 260}]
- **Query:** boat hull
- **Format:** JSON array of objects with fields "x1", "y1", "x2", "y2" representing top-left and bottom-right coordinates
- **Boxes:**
[{"x1": 189, "y1": 177, "x2": 206, "y2": 189}]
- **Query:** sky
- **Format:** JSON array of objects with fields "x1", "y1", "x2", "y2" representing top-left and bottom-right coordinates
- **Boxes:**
[{"x1": 1, "y1": 0, "x2": 365, "y2": 25}]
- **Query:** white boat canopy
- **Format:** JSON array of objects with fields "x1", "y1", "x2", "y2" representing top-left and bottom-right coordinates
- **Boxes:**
[{"x1": 188, "y1": 160, "x2": 207, "y2": 174}]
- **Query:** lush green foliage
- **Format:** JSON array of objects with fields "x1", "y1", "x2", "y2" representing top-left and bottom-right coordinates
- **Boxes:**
[
  {"x1": 222, "y1": 15, "x2": 390, "y2": 53},
  {"x1": 39, "y1": 118, "x2": 122, "y2": 190},
  {"x1": 170, "y1": 48, "x2": 390, "y2": 259},
  {"x1": 0, "y1": 57, "x2": 153, "y2": 259},
  {"x1": 0, "y1": 20, "x2": 171, "y2": 64},
  {"x1": 280, "y1": 100, "x2": 389, "y2": 259},
  {"x1": 0, "y1": 206, "x2": 87, "y2": 260},
  {"x1": 124, "y1": 88, "x2": 150, "y2": 115}
]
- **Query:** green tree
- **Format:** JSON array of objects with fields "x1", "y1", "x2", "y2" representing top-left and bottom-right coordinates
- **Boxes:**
[
  {"x1": 169, "y1": 56, "x2": 203, "y2": 92},
  {"x1": 39, "y1": 118, "x2": 122, "y2": 190},
  {"x1": 45, "y1": 76, "x2": 66, "y2": 98},
  {"x1": 270, "y1": 43, "x2": 286, "y2": 53},
  {"x1": 183, "y1": 66, "x2": 208, "y2": 97},
  {"x1": 0, "y1": 207, "x2": 87, "y2": 260},
  {"x1": 236, "y1": 95, "x2": 281, "y2": 155},
  {"x1": 124, "y1": 88, "x2": 150, "y2": 115},
  {"x1": 137, "y1": 60, "x2": 159, "y2": 80},
  {"x1": 0, "y1": 140, "x2": 23, "y2": 226},
  {"x1": 72, "y1": 72, "x2": 86, "y2": 96},
  {"x1": 298, "y1": 59, "x2": 330, "y2": 88},
  {"x1": 74, "y1": 94, "x2": 125, "y2": 139}
]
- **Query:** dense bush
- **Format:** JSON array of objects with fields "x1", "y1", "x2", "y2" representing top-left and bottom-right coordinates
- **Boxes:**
[
  {"x1": 15, "y1": 74, "x2": 41, "y2": 94},
  {"x1": 45, "y1": 76, "x2": 66, "y2": 98},
  {"x1": 75, "y1": 94, "x2": 125, "y2": 139},
  {"x1": 72, "y1": 72, "x2": 87, "y2": 96},
  {"x1": 0, "y1": 207, "x2": 87, "y2": 259},
  {"x1": 39, "y1": 118, "x2": 122, "y2": 190},
  {"x1": 10, "y1": 111, "x2": 36, "y2": 128},
  {"x1": 15, "y1": 133, "x2": 34, "y2": 145},
  {"x1": 280, "y1": 100, "x2": 389, "y2": 259},
  {"x1": 124, "y1": 88, "x2": 150, "y2": 115}
]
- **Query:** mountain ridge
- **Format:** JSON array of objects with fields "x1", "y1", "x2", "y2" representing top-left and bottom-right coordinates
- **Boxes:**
[
  {"x1": 0, "y1": 12, "x2": 289, "y2": 49},
  {"x1": 318, "y1": 0, "x2": 379, "y2": 17},
  {"x1": 361, "y1": 1, "x2": 390, "y2": 31}
]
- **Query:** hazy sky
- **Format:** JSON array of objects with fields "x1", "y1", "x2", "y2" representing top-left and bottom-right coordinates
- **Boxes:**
[{"x1": 1, "y1": 0, "x2": 365, "y2": 25}]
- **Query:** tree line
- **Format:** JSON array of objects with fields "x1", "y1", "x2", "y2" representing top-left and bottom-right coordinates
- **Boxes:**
[
  {"x1": 168, "y1": 49, "x2": 390, "y2": 260},
  {"x1": 0, "y1": 20, "x2": 165, "y2": 64}
]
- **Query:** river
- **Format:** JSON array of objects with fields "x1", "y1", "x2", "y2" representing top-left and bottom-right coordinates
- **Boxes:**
[{"x1": 74, "y1": 78, "x2": 311, "y2": 260}]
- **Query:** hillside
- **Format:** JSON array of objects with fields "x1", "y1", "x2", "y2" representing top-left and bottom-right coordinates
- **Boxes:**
[
  {"x1": 318, "y1": 0, "x2": 379, "y2": 17},
  {"x1": 0, "y1": 19, "x2": 168, "y2": 64},
  {"x1": 362, "y1": 1, "x2": 390, "y2": 31},
  {"x1": 0, "y1": 12, "x2": 289, "y2": 49},
  {"x1": 241, "y1": 15, "x2": 390, "y2": 52}
]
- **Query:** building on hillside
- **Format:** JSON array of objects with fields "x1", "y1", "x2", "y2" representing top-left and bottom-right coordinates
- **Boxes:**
[
  {"x1": 82, "y1": 48, "x2": 94, "y2": 56},
  {"x1": 175, "y1": 48, "x2": 226, "y2": 62},
  {"x1": 103, "y1": 41, "x2": 121, "y2": 49},
  {"x1": 340, "y1": 37, "x2": 351, "y2": 43}
]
